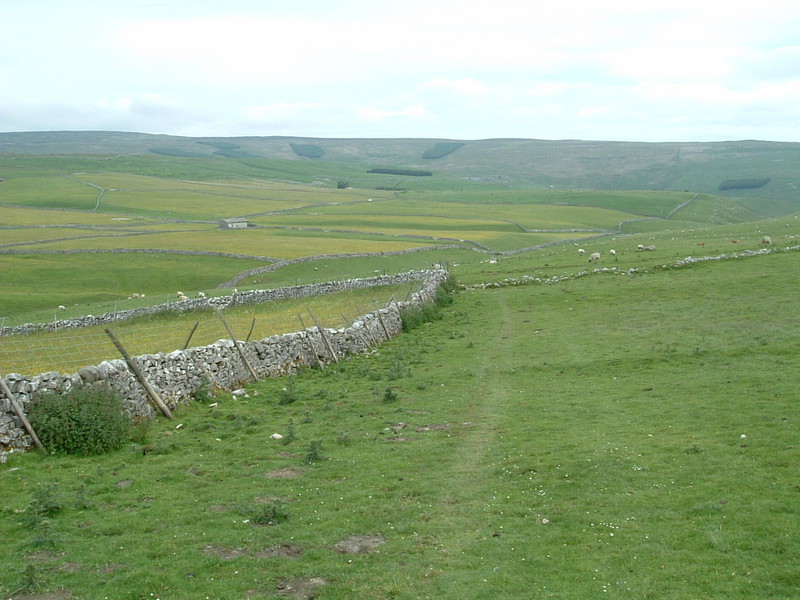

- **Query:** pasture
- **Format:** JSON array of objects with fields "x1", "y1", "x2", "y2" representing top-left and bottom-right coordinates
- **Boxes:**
[
  {"x1": 0, "y1": 247, "x2": 797, "y2": 599},
  {"x1": 1, "y1": 144, "x2": 799, "y2": 598}
]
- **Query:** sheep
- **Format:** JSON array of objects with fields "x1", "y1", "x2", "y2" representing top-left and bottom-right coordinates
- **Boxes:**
[
  {"x1": 588, "y1": 252, "x2": 601, "y2": 263},
  {"x1": 578, "y1": 248, "x2": 586, "y2": 256},
  {"x1": 761, "y1": 236, "x2": 772, "y2": 245},
  {"x1": 198, "y1": 291, "x2": 206, "y2": 298},
  {"x1": 637, "y1": 244, "x2": 644, "y2": 251},
  {"x1": 57, "y1": 305, "x2": 66, "y2": 311},
  {"x1": 176, "y1": 291, "x2": 184, "y2": 297},
  {"x1": 178, "y1": 294, "x2": 188, "y2": 301},
  {"x1": 609, "y1": 249, "x2": 617, "y2": 259}
]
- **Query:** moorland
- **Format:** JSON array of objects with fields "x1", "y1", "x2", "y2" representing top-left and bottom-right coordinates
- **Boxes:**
[{"x1": 0, "y1": 131, "x2": 798, "y2": 599}]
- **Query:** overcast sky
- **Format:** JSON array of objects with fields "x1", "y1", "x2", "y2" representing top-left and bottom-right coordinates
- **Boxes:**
[{"x1": 3, "y1": 0, "x2": 799, "y2": 142}]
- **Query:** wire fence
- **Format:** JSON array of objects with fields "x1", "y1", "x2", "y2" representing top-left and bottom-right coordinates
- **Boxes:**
[{"x1": 0, "y1": 284, "x2": 409, "y2": 378}]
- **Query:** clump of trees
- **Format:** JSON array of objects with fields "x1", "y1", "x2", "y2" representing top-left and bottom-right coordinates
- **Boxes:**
[
  {"x1": 719, "y1": 178, "x2": 770, "y2": 191},
  {"x1": 367, "y1": 167, "x2": 432, "y2": 176}
]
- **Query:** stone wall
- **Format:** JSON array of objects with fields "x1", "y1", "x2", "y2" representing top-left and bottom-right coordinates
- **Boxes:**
[
  {"x1": 0, "y1": 269, "x2": 449, "y2": 460},
  {"x1": 0, "y1": 270, "x2": 442, "y2": 338}
]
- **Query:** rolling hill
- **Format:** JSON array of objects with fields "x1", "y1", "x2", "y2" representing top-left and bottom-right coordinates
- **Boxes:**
[{"x1": 1, "y1": 131, "x2": 799, "y2": 213}]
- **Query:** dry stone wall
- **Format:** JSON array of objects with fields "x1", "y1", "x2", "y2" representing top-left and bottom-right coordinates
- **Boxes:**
[{"x1": 0, "y1": 269, "x2": 449, "y2": 460}]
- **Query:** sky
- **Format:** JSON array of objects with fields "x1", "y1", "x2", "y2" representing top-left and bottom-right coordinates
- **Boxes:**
[{"x1": 2, "y1": 0, "x2": 800, "y2": 142}]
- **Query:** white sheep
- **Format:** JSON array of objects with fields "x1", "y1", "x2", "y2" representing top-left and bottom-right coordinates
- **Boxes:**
[
  {"x1": 198, "y1": 291, "x2": 206, "y2": 298},
  {"x1": 761, "y1": 236, "x2": 772, "y2": 245},
  {"x1": 637, "y1": 244, "x2": 644, "y2": 251},
  {"x1": 178, "y1": 294, "x2": 188, "y2": 301},
  {"x1": 57, "y1": 305, "x2": 66, "y2": 311},
  {"x1": 609, "y1": 249, "x2": 617, "y2": 257},
  {"x1": 589, "y1": 252, "x2": 601, "y2": 263},
  {"x1": 176, "y1": 291, "x2": 184, "y2": 297},
  {"x1": 578, "y1": 248, "x2": 586, "y2": 256}
]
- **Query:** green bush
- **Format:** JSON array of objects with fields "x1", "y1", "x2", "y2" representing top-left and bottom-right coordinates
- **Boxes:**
[{"x1": 28, "y1": 385, "x2": 132, "y2": 456}]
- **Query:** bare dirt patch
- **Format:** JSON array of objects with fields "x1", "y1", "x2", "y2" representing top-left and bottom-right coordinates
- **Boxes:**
[
  {"x1": 414, "y1": 423, "x2": 449, "y2": 432},
  {"x1": 275, "y1": 577, "x2": 327, "y2": 599},
  {"x1": 11, "y1": 592, "x2": 72, "y2": 600},
  {"x1": 333, "y1": 534, "x2": 387, "y2": 554},
  {"x1": 263, "y1": 467, "x2": 305, "y2": 479},
  {"x1": 201, "y1": 545, "x2": 248, "y2": 560},
  {"x1": 253, "y1": 543, "x2": 304, "y2": 558}
]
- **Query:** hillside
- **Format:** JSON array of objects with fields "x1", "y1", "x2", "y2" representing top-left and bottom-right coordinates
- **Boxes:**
[{"x1": 1, "y1": 131, "x2": 799, "y2": 211}]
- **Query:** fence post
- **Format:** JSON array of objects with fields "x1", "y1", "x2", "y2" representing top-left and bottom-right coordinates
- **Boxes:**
[
  {"x1": 245, "y1": 317, "x2": 256, "y2": 342},
  {"x1": 373, "y1": 301, "x2": 392, "y2": 341},
  {"x1": 297, "y1": 314, "x2": 324, "y2": 369},
  {"x1": 183, "y1": 321, "x2": 200, "y2": 350},
  {"x1": 0, "y1": 374, "x2": 45, "y2": 451},
  {"x1": 215, "y1": 309, "x2": 258, "y2": 382},
  {"x1": 307, "y1": 308, "x2": 338, "y2": 363},
  {"x1": 105, "y1": 328, "x2": 173, "y2": 419}
]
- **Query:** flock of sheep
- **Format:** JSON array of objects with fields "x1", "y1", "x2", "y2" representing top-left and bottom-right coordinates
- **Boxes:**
[{"x1": 578, "y1": 235, "x2": 772, "y2": 264}]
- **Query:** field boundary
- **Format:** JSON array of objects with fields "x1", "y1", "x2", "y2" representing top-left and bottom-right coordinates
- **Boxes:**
[{"x1": 0, "y1": 269, "x2": 449, "y2": 460}]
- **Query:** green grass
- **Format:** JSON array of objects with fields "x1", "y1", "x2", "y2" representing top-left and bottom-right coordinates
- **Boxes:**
[
  {"x1": 1, "y1": 249, "x2": 798, "y2": 599},
  {"x1": 0, "y1": 283, "x2": 416, "y2": 376}
]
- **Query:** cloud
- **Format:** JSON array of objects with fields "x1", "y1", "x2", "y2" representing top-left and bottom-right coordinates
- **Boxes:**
[
  {"x1": 421, "y1": 77, "x2": 488, "y2": 95},
  {"x1": 357, "y1": 104, "x2": 428, "y2": 121}
]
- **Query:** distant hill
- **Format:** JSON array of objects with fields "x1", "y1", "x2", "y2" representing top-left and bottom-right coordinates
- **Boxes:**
[{"x1": 1, "y1": 131, "x2": 798, "y2": 212}]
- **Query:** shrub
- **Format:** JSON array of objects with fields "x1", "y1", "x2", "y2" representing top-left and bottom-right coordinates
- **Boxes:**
[
  {"x1": 305, "y1": 440, "x2": 324, "y2": 463},
  {"x1": 28, "y1": 385, "x2": 132, "y2": 456},
  {"x1": 236, "y1": 502, "x2": 288, "y2": 525}
]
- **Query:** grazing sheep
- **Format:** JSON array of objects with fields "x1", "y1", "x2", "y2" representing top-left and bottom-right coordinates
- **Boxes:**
[
  {"x1": 589, "y1": 252, "x2": 601, "y2": 263},
  {"x1": 198, "y1": 291, "x2": 206, "y2": 298},
  {"x1": 178, "y1": 294, "x2": 188, "y2": 301},
  {"x1": 176, "y1": 291, "x2": 184, "y2": 297},
  {"x1": 609, "y1": 249, "x2": 617, "y2": 259},
  {"x1": 57, "y1": 305, "x2": 66, "y2": 311},
  {"x1": 761, "y1": 236, "x2": 772, "y2": 245},
  {"x1": 637, "y1": 244, "x2": 644, "y2": 251},
  {"x1": 578, "y1": 248, "x2": 586, "y2": 256}
]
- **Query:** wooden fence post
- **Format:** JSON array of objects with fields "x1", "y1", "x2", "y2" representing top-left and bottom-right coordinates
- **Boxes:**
[
  {"x1": 307, "y1": 308, "x2": 338, "y2": 363},
  {"x1": 372, "y1": 301, "x2": 392, "y2": 341},
  {"x1": 0, "y1": 375, "x2": 45, "y2": 451},
  {"x1": 246, "y1": 317, "x2": 256, "y2": 342},
  {"x1": 104, "y1": 329, "x2": 173, "y2": 419},
  {"x1": 215, "y1": 309, "x2": 259, "y2": 382},
  {"x1": 183, "y1": 321, "x2": 200, "y2": 350},
  {"x1": 297, "y1": 314, "x2": 324, "y2": 369}
]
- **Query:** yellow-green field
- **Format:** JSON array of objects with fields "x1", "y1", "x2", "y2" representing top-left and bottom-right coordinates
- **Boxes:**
[{"x1": 0, "y1": 154, "x2": 765, "y2": 327}]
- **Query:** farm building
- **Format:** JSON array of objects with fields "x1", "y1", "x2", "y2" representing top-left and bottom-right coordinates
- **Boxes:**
[{"x1": 219, "y1": 217, "x2": 249, "y2": 230}]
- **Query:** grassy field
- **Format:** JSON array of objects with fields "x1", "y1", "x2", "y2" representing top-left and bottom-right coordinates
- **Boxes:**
[
  {"x1": 0, "y1": 283, "x2": 416, "y2": 376},
  {"x1": 1, "y1": 248, "x2": 797, "y2": 599},
  {"x1": 1, "y1": 142, "x2": 799, "y2": 598}
]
